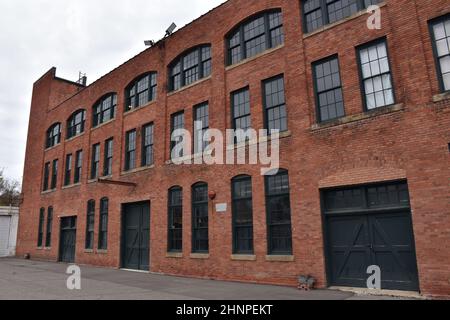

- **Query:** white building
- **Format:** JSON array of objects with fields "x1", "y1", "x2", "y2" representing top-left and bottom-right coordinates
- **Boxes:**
[{"x1": 0, "y1": 206, "x2": 19, "y2": 257}]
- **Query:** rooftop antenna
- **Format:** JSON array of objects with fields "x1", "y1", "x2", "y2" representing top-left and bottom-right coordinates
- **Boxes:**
[
  {"x1": 165, "y1": 23, "x2": 177, "y2": 37},
  {"x1": 77, "y1": 72, "x2": 87, "y2": 86}
]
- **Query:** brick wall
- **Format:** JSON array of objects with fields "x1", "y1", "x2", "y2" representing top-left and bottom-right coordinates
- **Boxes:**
[{"x1": 17, "y1": 0, "x2": 450, "y2": 297}]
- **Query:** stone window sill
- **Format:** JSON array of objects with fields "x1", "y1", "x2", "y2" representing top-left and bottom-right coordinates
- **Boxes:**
[
  {"x1": 265, "y1": 255, "x2": 295, "y2": 262},
  {"x1": 227, "y1": 130, "x2": 292, "y2": 151},
  {"x1": 44, "y1": 144, "x2": 61, "y2": 152},
  {"x1": 124, "y1": 100, "x2": 157, "y2": 116},
  {"x1": 41, "y1": 189, "x2": 57, "y2": 195},
  {"x1": 190, "y1": 253, "x2": 210, "y2": 260},
  {"x1": 432, "y1": 92, "x2": 450, "y2": 103},
  {"x1": 97, "y1": 250, "x2": 108, "y2": 255},
  {"x1": 62, "y1": 183, "x2": 81, "y2": 190},
  {"x1": 167, "y1": 76, "x2": 212, "y2": 97},
  {"x1": 65, "y1": 132, "x2": 85, "y2": 143},
  {"x1": 91, "y1": 118, "x2": 115, "y2": 131},
  {"x1": 84, "y1": 249, "x2": 94, "y2": 254},
  {"x1": 166, "y1": 252, "x2": 183, "y2": 259},
  {"x1": 311, "y1": 103, "x2": 404, "y2": 131},
  {"x1": 225, "y1": 45, "x2": 284, "y2": 71},
  {"x1": 231, "y1": 254, "x2": 256, "y2": 261}
]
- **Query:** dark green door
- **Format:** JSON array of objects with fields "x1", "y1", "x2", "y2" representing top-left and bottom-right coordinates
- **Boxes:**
[
  {"x1": 323, "y1": 182, "x2": 420, "y2": 291},
  {"x1": 59, "y1": 216, "x2": 77, "y2": 263},
  {"x1": 122, "y1": 202, "x2": 150, "y2": 271}
]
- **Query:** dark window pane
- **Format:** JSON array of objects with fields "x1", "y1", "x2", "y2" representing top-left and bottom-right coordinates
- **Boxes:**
[
  {"x1": 192, "y1": 183, "x2": 209, "y2": 253},
  {"x1": 168, "y1": 187, "x2": 183, "y2": 252},
  {"x1": 232, "y1": 176, "x2": 254, "y2": 254}
]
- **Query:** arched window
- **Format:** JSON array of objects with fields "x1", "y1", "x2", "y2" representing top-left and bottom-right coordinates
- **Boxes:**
[
  {"x1": 67, "y1": 109, "x2": 86, "y2": 139},
  {"x1": 125, "y1": 72, "x2": 157, "y2": 111},
  {"x1": 231, "y1": 175, "x2": 254, "y2": 254},
  {"x1": 264, "y1": 169, "x2": 292, "y2": 255},
  {"x1": 98, "y1": 197, "x2": 109, "y2": 250},
  {"x1": 46, "y1": 123, "x2": 61, "y2": 148},
  {"x1": 85, "y1": 200, "x2": 95, "y2": 250},
  {"x1": 168, "y1": 186, "x2": 183, "y2": 252},
  {"x1": 93, "y1": 93, "x2": 117, "y2": 127},
  {"x1": 192, "y1": 182, "x2": 209, "y2": 253},
  {"x1": 168, "y1": 45, "x2": 212, "y2": 92},
  {"x1": 226, "y1": 10, "x2": 284, "y2": 65}
]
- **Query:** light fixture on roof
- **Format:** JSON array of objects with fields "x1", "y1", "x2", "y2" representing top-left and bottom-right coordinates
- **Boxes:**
[
  {"x1": 165, "y1": 23, "x2": 177, "y2": 37},
  {"x1": 144, "y1": 40, "x2": 155, "y2": 47}
]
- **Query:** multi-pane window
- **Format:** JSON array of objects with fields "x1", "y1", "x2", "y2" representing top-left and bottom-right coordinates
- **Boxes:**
[
  {"x1": 142, "y1": 123, "x2": 154, "y2": 167},
  {"x1": 103, "y1": 138, "x2": 113, "y2": 177},
  {"x1": 37, "y1": 208, "x2": 45, "y2": 247},
  {"x1": 64, "y1": 154, "x2": 72, "y2": 186},
  {"x1": 43, "y1": 162, "x2": 50, "y2": 191},
  {"x1": 430, "y1": 15, "x2": 450, "y2": 92},
  {"x1": 67, "y1": 110, "x2": 86, "y2": 139},
  {"x1": 265, "y1": 170, "x2": 293, "y2": 255},
  {"x1": 263, "y1": 76, "x2": 288, "y2": 132},
  {"x1": 46, "y1": 123, "x2": 61, "y2": 149},
  {"x1": 358, "y1": 39, "x2": 394, "y2": 110},
  {"x1": 232, "y1": 175, "x2": 254, "y2": 254},
  {"x1": 170, "y1": 112, "x2": 185, "y2": 159},
  {"x1": 85, "y1": 200, "x2": 95, "y2": 250},
  {"x1": 91, "y1": 143, "x2": 100, "y2": 179},
  {"x1": 51, "y1": 159, "x2": 58, "y2": 190},
  {"x1": 313, "y1": 56, "x2": 345, "y2": 122},
  {"x1": 169, "y1": 45, "x2": 212, "y2": 91},
  {"x1": 125, "y1": 130, "x2": 136, "y2": 171},
  {"x1": 302, "y1": 0, "x2": 383, "y2": 33},
  {"x1": 126, "y1": 73, "x2": 157, "y2": 111},
  {"x1": 98, "y1": 198, "x2": 108, "y2": 250},
  {"x1": 231, "y1": 88, "x2": 251, "y2": 143},
  {"x1": 192, "y1": 183, "x2": 209, "y2": 253},
  {"x1": 45, "y1": 207, "x2": 53, "y2": 248},
  {"x1": 168, "y1": 187, "x2": 183, "y2": 252},
  {"x1": 227, "y1": 10, "x2": 284, "y2": 65},
  {"x1": 74, "y1": 150, "x2": 83, "y2": 184},
  {"x1": 193, "y1": 103, "x2": 209, "y2": 154},
  {"x1": 93, "y1": 93, "x2": 117, "y2": 127}
]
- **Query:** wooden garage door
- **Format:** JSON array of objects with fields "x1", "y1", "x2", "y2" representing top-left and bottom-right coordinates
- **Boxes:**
[
  {"x1": 0, "y1": 216, "x2": 11, "y2": 257},
  {"x1": 323, "y1": 182, "x2": 420, "y2": 291}
]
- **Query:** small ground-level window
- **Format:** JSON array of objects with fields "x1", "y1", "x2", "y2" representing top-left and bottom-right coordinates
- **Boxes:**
[
  {"x1": 45, "y1": 207, "x2": 53, "y2": 247},
  {"x1": 98, "y1": 198, "x2": 108, "y2": 250},
  {"x1": 85, "y1": 200, "x2": 95, "y2": 250},
  {"x1": 192, "y1": 183, "x2": 209, "y2": 253},
  {"x1": 232, "y1": 175, "x2": 254, "y2": 254},
  {"x1": 265, "y1": 170, "x2": 293, "y2": 255},
  {"x1": 168, "y1": 187, "x2": 183, "y2": 252}
]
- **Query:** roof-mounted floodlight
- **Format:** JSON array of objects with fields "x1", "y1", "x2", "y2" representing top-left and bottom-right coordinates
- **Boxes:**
[{"x1": 165, "y1": 23, "x2": 177, "y2": 37}]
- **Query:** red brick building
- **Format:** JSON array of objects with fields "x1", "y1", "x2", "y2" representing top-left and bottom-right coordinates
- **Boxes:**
[{"x1": 17, "y1": 0, "x2": 450, "y2": 297}]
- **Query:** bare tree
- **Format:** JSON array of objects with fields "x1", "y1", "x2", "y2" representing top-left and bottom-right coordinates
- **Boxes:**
[{"x1": 0, "y1": 170, "x2": 21, "y2": 207}]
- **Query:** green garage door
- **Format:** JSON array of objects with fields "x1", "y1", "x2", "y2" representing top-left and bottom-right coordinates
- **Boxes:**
[{"x1": 323, "y1": 181, "x2": 420, "y2": 291}]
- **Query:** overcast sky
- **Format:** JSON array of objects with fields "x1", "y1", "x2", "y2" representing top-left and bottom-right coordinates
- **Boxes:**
[{"x1": 0, "y1": 0, "x2": 225, "y2": 183}]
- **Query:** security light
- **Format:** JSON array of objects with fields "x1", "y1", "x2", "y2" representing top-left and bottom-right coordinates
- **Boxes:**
[
  {"x1": 165, "y1": 23, "x2": 177, "y2": 36},
  {"x1": 144, "y1": 40, "x2": 155, "y2": 47}
]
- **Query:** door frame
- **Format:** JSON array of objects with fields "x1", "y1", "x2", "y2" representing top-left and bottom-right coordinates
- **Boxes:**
[
  {"x1": 120, "y1": 201, "x2": 151, "y2": 270},
  {"x1": 58, "y1": 216, "x2": 77, "y2": 263},
  {"x1": 320, "y1": 180, "x2": 420, "y2": 291}
]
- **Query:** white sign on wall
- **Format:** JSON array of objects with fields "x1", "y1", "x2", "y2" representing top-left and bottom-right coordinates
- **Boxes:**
[{"x1": 215, "y1": 203, "x2": 227, "y2": 213}]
